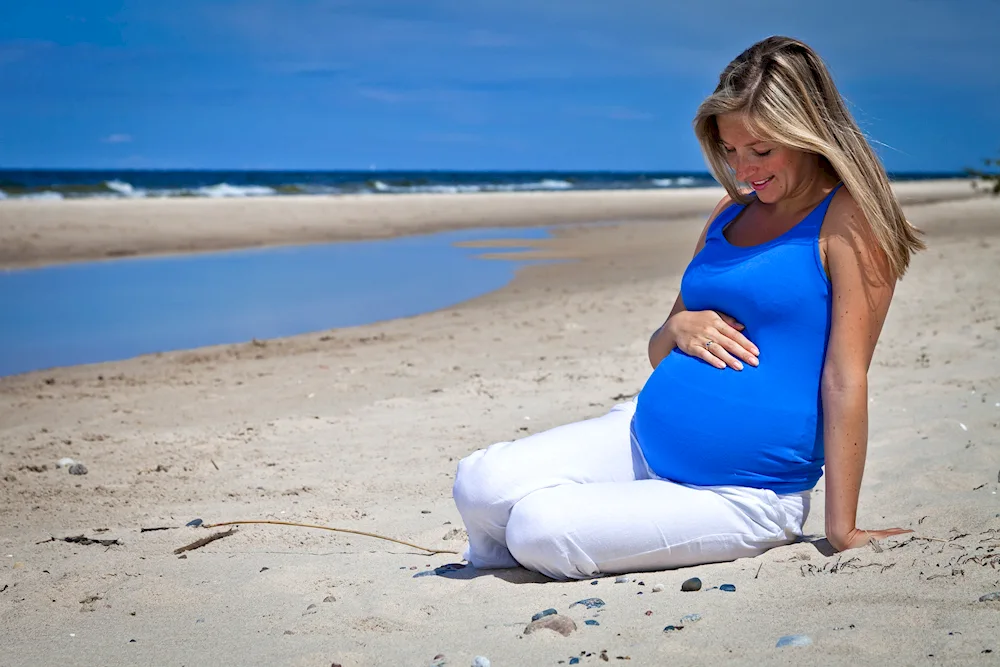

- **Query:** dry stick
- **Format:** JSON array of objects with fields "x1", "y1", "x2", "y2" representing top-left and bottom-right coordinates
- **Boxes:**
[
  {"x1": 174, "y1": 528, "x2": 238, "y2": 555},
  {"x1": 201, "y1": 520, "x2": 460, "y2": 555}
]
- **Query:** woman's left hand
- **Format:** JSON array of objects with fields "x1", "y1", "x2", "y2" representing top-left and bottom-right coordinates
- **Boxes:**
[{"x1": 829, "y1": 527, "x2": 913, "y2": 552}]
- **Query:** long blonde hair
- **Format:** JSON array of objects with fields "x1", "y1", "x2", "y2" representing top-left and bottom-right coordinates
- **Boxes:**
[{"x1": 693, "y1": 36, "x2": 924, "y2": 277}]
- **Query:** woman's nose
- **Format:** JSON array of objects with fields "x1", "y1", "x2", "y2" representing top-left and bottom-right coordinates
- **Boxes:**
[{"x1": 732, "y1": 158, "x2": 755, "y2": 182}]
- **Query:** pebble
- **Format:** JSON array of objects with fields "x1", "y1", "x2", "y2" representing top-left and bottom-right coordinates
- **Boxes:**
[
  {"x1": 979, "y1": 592, "x2": 1000, "y2": 602},
  {"x1": 651, "y1": 583, "x2": 664, "y2": 593},
  {"x1": 569, "y1": 597, "x2": 605, "y2": 610},
  {"x1": 584, "y1": 620, "x2": 600, "y2": 626},
  {"x1": 681, "y1": 577, "x2": 702, "y2": 592},
  {"x1": 430, "y1": 654, "x2": 446, "y2": 667},
  {"x1": 524, "y1": 613, "x2": 577, "y2": 637},
  {"x1": 614, "y1": 575, "x2": 629, "y2": 583},
  {"x1": 531, "y1": 608, "x2": 557, "y2": 622},
  {"x1": 590, "y1": 580, "x2": 599, "y2": 585},
  {"x1": 776, "y1": 634, "x2": 813, "y2": 648},
  {"x1": 323, "y1": 595, "x2": 336, "y2": 603},
  {"x1": 680, "y1": 613, "x2": 702, "y2": 625},
  {"x1": 663, "y1": 625, "x2": 684, "y2": 633},
  {"x1": 720, "y1": 584, "x2": 736, "y2": 592},
  {"x1": 471, "y1": 658, "x2": 490, "y2": 667},
  {"x1": 56, "y1": 458, "x2": 75, "y2": 468},
  {"x1": 569, "y1": 659, "x2": 580, "y2": 665},
  {"x1": 186, "y1": 519, "x2": 203, "y2": 527},
  {"x1": 68, "y1": 463, "x2": 88, "y2": 475}
]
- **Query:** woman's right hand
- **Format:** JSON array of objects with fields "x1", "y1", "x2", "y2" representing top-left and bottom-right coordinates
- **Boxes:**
[{"x1": 665, "y1": 310, "x2": 760, "y2": 370}]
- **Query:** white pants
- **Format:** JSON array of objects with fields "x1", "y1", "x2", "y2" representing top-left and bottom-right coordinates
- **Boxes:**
[{"x1": 452, "y1": 400, "x2": 810, "y2": 580}]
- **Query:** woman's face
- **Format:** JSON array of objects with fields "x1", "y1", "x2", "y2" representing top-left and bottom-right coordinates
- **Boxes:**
[{"x1": 716, "y1": 113, "x2": 815, "y2": 203}]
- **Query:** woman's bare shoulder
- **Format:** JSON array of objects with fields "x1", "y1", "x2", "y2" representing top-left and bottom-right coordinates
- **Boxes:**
[{"x1": 823, "y1": 186, "x2": 893, "y2": 281}]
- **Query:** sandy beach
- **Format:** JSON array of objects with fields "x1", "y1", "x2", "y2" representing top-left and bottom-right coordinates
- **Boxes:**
[{"x1": 1, "y1": 183, "x2": 999, "y2": 666}]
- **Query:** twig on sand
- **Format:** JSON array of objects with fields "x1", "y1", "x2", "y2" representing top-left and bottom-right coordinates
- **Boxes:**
[
  {"x1": 211, "y1": 459, "x2": 219, "y2": 471},
  {"x1": 37, "y1": 535, "x2": 122, "y2": 547},
  {"x1": 200, "y1": 520, "x2": 460, "y2": 555},
  {"x1": 173, "y1": 528, "x2": 238, "y2": 555}
]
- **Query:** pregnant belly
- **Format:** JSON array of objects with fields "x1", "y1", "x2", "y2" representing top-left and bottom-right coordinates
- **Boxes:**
[{"x1": 633, "y1": 351, "x2": 823, "y2": 492}]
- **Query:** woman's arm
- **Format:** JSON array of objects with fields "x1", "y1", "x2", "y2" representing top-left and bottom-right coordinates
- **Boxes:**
[
  {"x1": 821, "y1": 192, "x2": 913, "y2": 551},
  {"x1": 648, "y1": 195, "x2": 759, "y2": 370}
]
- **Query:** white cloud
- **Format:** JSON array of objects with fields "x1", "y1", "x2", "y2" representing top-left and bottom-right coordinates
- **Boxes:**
[{"x1": 102, "y1": 133, "x2": 133, "y2": 143}]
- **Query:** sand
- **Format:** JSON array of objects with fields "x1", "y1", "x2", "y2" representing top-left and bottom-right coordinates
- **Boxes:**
[
  {"x1": 0, "y1": 179, "x2": 982, "y2": 269},
  {"x1": 0, "y1": 184, "x2": 998, "y2": 666}
]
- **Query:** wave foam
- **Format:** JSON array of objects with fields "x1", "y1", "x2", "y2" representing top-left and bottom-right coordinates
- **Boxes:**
[
  {"x1": 105, "y1": 179, "x2": 141, "y2": 197},
  {"x1": 194, "y1": 183, "x2": 277, "y2": 198}
]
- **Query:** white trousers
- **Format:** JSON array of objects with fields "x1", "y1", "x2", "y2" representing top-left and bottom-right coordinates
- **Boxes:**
[{"x1": 452, "y1": 400, "x2": 810, "y2": 580}]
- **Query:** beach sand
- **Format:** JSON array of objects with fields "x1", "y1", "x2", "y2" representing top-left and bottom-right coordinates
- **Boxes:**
[{"x1": 1, "y1": 183, "x2": 998, "y2": 665}]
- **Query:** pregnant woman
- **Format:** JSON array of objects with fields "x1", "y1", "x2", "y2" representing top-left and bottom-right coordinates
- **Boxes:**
[{"x1": 452, "y1": 36, "x2": 924, "y2": 580}]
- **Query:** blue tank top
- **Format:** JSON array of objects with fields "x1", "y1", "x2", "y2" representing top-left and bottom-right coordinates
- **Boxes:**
[{"x1": 631, "y1": 184, "x2": 842, "y2": 494}]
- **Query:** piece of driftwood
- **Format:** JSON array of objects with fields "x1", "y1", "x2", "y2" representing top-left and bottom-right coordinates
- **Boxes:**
[
  {"x1": 201, "y1": 519, "x2": 460, "y2": 555},
  {"x1": 173, "y1": 528, "x2": 238, "y2": 554}
]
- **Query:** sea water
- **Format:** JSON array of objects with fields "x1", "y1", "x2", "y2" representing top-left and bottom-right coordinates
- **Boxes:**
[{"x1": 0, "y1": 227, "x2": 551, "y2": 377}]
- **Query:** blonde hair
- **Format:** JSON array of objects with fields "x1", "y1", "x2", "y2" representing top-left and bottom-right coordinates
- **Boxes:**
[{"x1": 693, "y1": 36, "x2": 924, "y2": 277}]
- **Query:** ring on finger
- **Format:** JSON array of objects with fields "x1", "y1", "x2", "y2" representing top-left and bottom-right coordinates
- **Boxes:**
[{"x1": 704, "y1": 340, "x2": 714, "y2": 349}]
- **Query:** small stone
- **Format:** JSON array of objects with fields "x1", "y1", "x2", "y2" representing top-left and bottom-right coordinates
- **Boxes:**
[
  {"x1": 531, "y1": 608, "x2": 557, "y2": 622},
  {"x1": 776, "y1": 634, "x2": 813, "y2": 648},
  {"x1": 569, "y1": 659, "x2": 580, "y2": 665},
  {"x1": 323, "y1": 595, "x2": 336, "y2": 603},
  {"x1": 283, "y1": 630, "x2": 294, "y2": 635},
  {"x1": 186, "y1": 519, "x2": 203, "y2": 527},
  {"x1": 591, "y1": 580, "x2": 599, "y2": 585},
  {"x1": 524, "y1": 613, "x2": 577, "y2": 637},
  {"x1": 720, "y1": 584, "x2": 736, "y2": 592},
  {"x1": 471, "y1": 657, "x2": 491, "y2": 667},
  {"x1": 663, "y1": 625, "x2": 684, "y2": 633},
  {"x1": 614, "y1": 575, "x2": 629, "y2": 583},
  {"x1": 681, "y1": 577, "x2": 702, "y2": 592},
  {"x1": 584, "y1": 620, "x2": 599, "y2": 626},
  {"x1": 569, "y1": 597, "x2": 605, "y2": 610},
  {"x1": 680, "y1": 613, "x2": 702, "y2": 625},
  {"x1": 430, "y1": 654, "x2": 446, "y2": 667},
  {"x1": 129, "y1": 639, "x2": 136, "y2": 643},
  {"x1": 68, "y1": 463, "x2": 88, "y2": 475},
  {"x1": 979, "y1": 592, "x2": 1000, "y2": 602},
  {"x1": 56, "y1": 458, "x2": 75, "y2": 468},
  {"x1": 651, "y1": 584, "x2": 665, "y2": 593},
  {"x1": 306, "y1": 603, "x2": 317, "y2": 610},
  {"x1": 645, "y1": 610, "x2": 653, "y2": 616}
]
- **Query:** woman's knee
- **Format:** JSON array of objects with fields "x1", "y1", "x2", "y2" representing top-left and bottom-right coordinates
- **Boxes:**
[{"x1": 452, "y1": 444, "x2": 514, "y2": 519}]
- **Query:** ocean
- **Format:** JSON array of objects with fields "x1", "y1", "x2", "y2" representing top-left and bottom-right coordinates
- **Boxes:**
[{"x1": 0, "y1": 169, "x2": 967, "y2": 200}]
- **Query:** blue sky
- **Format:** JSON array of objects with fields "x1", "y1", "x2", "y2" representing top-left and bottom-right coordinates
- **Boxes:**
[{"x1": 1, "y1": 0, "x2": 997, "y2": 172}]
